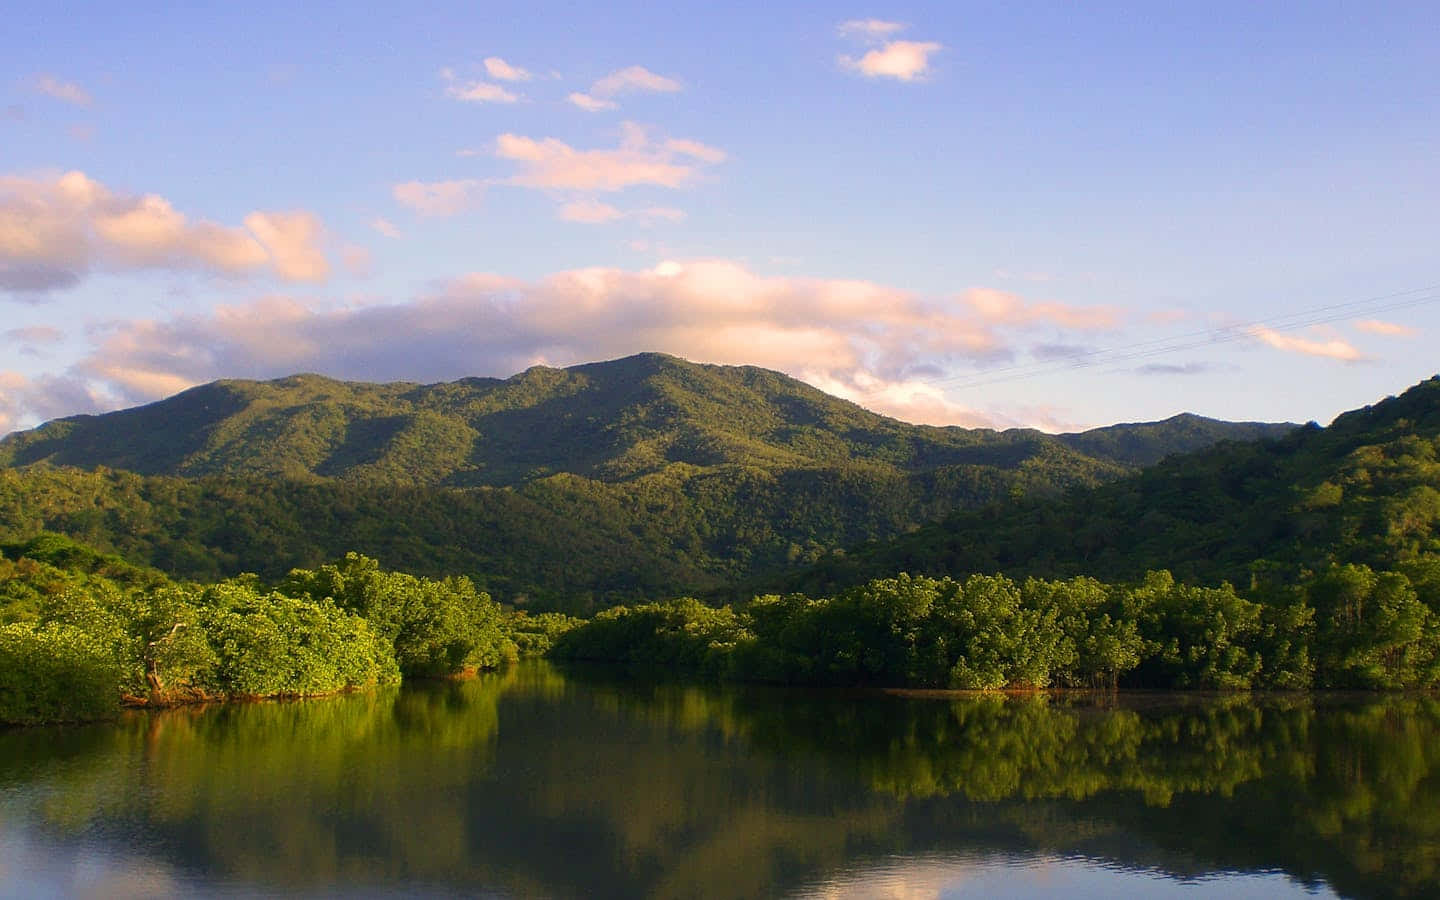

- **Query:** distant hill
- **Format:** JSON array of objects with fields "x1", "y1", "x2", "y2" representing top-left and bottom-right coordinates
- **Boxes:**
[
  {"x1": 0, "y1": 354, "x2": 1295, "y2": 608},
  {"x1": 788, "y1": 375, "x2": 1440, "y2": 595}
]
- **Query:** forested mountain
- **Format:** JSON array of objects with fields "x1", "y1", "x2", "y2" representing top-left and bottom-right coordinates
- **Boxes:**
[
  {"x1": 0, "y1": 354, "x2": 1291, "y2": 609},
  {"x1": 792, "y1": 375, "x2": 1440, "y2": 595},
  {"x1": 0, "y1": 353, "x2": 1289, "y2": 483}
]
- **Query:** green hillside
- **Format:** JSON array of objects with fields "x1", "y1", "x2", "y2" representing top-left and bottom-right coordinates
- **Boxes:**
[
  {"x1": 0, "y1": 353, "x2": 1290, "y2": 484},
  {"x1": 792, "y1": 375, "x2": 1440, "y2": 595},
  {"x1": 0, "y1": 354, "x2": 1293, "y2": 609}
]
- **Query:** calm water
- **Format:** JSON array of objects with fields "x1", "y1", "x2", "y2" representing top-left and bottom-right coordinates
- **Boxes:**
[{"x1": 1, "y1": 663, "x2": 1436, "y2": 899}]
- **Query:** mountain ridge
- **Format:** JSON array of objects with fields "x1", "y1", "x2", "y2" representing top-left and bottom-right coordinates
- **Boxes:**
[{"x1": 0, "y1": 353, "x2": 1295, "y2": 484}]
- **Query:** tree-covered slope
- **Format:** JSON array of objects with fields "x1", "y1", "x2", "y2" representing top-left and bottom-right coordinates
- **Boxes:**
[
  {"x1": 791, "y1": 376, "x2": 1440, "y2": 594},
  {"x1": 0, "y1": 353, "x2": 1289, "y2": 484},
  {"x1": 0, "y1": 354, "x2": 1294, "y2": 609}
]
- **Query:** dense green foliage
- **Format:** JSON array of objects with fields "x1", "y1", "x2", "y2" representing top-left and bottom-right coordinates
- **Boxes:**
[
  {"x1": 281, "y1": 553, "x2": 513, "y2": 676},
  {"x1": 0, "y1": 538, "x2": 523, "y2": 723},
  {"x1": 0, "y1": 623, "x2": 122, "y2": 725},
  {"x1": 797, "y1": 376, "x2": 1440, "y2": 594},
  {"x1": 555, "y1": 569, "x2": 1440, "y2": 690},
  {"x1": 0, "y1": 354, "x2": 1288, "y2": 609}
]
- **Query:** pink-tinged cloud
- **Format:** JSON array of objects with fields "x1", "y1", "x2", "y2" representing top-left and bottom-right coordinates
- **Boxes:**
[
  {"x1": 34, "y1": 74, "x2": 91, "y2": 106},
  {"x1": 3, "y1": 325, "x2": 64, "y2": 344},
  {"x1": 962, "y1": 287, "x2": 1120, "y2": 330},
  {"x1": 5, "y1": 261, "x2": 1125, "y2": 428},
  {"x1": 842, "y1": 40, "x2": 942, "y2": 81},
  {"x1": 484, "y1": 57, "x2": 531, "y2": 82},
  {"x1": 440, "y1": 68, "x2": 519, "y2": 103},
  {"x1": 558, "y1": 199, "x2": 624, "y2": 224},
  {"x1": 371, "y1": 217, "x2": 402, "y2": 238},
  {"x1": 567, "y1": 92, "x2": 618, "y2": 112},
  {"x1": 590, "y1": 65, "x2": 681, "y2": 97},
  {"x1": 446, "y1": 80, "x2": 518, "y2": 103},
  {"x1": 568, "y1": 66, "x2": 681, "y2": 112},
  {"x1": 558, "y1": 200, "x2": 685, "y2": 226},
  {"x1": 1248, "y1": 326, "x2": 1364, "y2": 361},
  {"x1": 497, "y1": 123, "x2": 724, "y2": 192},
  {"x1": 243, "y1": 211, "x2": 329, "y2": 281},
  {"x1": 392, "y1": 179, "x2": 485, "y2": 216},
  {"x1": 0, "y1": 171, "x2": 329, "y2": 294},
  {"x1": 1354, "y1": 318, "x2": 1418, "y2": 338}
]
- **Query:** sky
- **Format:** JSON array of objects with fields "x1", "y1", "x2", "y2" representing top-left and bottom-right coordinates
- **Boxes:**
[{"x1": 2, "y1": 1, "x2": 1438, "y2": 434}]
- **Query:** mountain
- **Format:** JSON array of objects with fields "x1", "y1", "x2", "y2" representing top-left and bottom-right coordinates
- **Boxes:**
[
  {"x1": 789, "y1": 375, "x2": 1440, "y2": 595},
  {"x1": 0, "y1": 353, "x2": 1292, "y2": 483},
  {"x1": 0, "y1": 354, "x2": 1295, "y2": 609}
]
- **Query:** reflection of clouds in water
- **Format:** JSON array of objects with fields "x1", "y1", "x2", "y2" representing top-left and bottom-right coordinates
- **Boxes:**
[
  {"x1": 794, "y1": 854, "x2": 973, "y2": 899},
  {"x1": 791, "y1": 853, "x2": 1338, "y2": 899},
  {"x1": 0, "y1": 831, "x2": 187, "y2": 899}
]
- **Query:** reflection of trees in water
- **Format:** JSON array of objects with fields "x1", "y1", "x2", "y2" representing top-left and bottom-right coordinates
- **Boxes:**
[{"x1": 1, "y1": 664, "x2": 1437, "y2": 898}]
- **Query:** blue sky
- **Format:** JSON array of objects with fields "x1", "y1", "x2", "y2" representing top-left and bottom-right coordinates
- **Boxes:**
[{"x1": 2, "y1": 1, "x2": 1438, "y2": 432}]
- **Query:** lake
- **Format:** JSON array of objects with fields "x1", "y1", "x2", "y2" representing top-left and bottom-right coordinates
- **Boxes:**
[{"x1": 1, "y1": 662, "x2": 1435, "y2": 898}]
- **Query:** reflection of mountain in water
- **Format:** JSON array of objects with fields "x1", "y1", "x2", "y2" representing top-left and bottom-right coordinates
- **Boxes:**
[{"x1": 0, "y1": 663, "x2": 1435, "y2": 899}]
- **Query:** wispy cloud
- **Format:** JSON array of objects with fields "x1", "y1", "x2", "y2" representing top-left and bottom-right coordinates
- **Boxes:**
[
  {"x1": 496, "y1": 123, "x2": 725, "y2": 192},
  {"x1": 441, "y1": 68, "x2": 519, "y2": 103},
  {"x1": 371, "y1": 217, "x2": 402, "y2": 238},
  {"x1": 963, "y1": 287, "x2": 1121, "y2": 330},
  {"x1": 558, "y1": 199, "x2": 685, "y2": 225},
  {"x1": 483, "y1": 57, "x2": 531, "y2": 82},
  {"x1": 568, "y1": 65, "x2": 681, "y2": 112},
  {"x1": 3, "y1": 325, "x2": 63, "y2": 344},
  {"x1": 1136, "y1": 361, "x2": 1214, "y2": 376},
  {"x1": 567, "y1": 92, "x2": 617, "y2": 112},
  {"x1": 34, "y1": 74, "x2": 91, "y2": 106},
  {"x1": 1354, "y1": 318, "x2": 1418, "y2": 338},
  {"x1": 558, "y1": 199, "x2": 623, "y2": 224},
  {"x1": 837, "y1": 19, "x2": 905, "y2": 39},
  {"x1": 0, "y1": 171, "x2": 329, "y2": 295},
  {"x1": 1248, "y1": 326, "x2": 1364, "y2": 361},
  {"x1": 392, "y1": 179, "x2": 485, "y2": 216},
  {"x1": 14, "y1": 262, "x2": 1124, "y2": 427}
]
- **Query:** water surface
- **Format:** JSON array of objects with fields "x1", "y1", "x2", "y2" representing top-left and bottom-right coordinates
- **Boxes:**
[{"x1": 1, "y1": 663, "x2": 1435, "y2": 898}]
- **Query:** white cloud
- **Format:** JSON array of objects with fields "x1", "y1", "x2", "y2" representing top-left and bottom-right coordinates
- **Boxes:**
[
  {"x1": 34, "y1": 74, "x2": 91, "y2": 106},
  {"x1": 496, "y1": 123, "x2": 725, "y2": 192},
  {"x1": 841, "y1": 40, "x2": 942, "y2": 81},
  {"x1": 837, "y1": 19, "x2": 905, "y2": 39},
  {"x1": 1354, "y1": 318, "x2": 1418, "y2": 338},
  {"x1": 1248, "y1": 326, "x2": 1364, "y2": 361},
  {"x1": 5, "y1": 261, "x2": 1126, "y2": 430},
  {"x1": 484, "y1": 57, "x2": 531, "y2": 82},
  {"x1": 0, "y1": 170, "x2": 329, "y2": 294},
  {"x1": 392, "y1": 179, "x2": 485, "y2": 216},
  {"x1": 371, "y1": 217, "x2": 402, "y2": 239}
]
